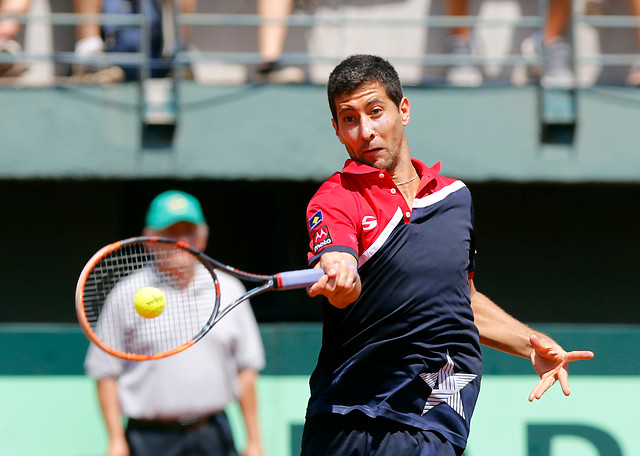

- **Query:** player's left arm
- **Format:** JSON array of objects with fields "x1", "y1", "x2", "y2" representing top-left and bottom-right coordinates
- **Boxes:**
[{"x1": 469, "y1": 279, "x2": 594, "y2": 401}]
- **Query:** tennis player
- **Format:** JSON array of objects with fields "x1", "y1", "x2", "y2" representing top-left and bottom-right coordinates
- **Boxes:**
[{"x1": 302, "y1": 54, "x2": 594, "y2": 456}]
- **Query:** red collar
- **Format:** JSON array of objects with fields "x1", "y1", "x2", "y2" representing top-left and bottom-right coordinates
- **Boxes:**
[{"x1": 340, "y1": 158, "x2": 441, "y2": 194}]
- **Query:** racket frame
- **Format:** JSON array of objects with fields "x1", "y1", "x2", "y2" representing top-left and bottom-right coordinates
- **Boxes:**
[{"x1": 76, "y1": 236, "x2": 325, "y2": 361}]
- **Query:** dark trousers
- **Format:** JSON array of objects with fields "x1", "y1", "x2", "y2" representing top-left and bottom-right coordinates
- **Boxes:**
[
  {"x1": 126, "y1": 413, "x2": 238, "y2": 456},
  {"x1": 301, "y1": 413, "x2": 462, "y2": 456}
]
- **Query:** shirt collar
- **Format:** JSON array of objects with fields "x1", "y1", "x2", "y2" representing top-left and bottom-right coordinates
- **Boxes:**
[{"x1": 341, "y1": 158, "x2": 441, "y2": 181}]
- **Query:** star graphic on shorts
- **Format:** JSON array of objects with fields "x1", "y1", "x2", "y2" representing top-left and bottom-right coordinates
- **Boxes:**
[{"x1": 420, "y1": 351, "x2": 477, "y2": 419}]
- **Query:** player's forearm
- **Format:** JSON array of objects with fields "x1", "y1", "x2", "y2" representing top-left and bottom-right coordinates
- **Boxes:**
[
  {"x1": 237, "y1": 370, "x2": 262, "y2": 448},
  {"x1": 470, "y1": 290, "x2": 536, "y2": 358},
  {"x1": 96, "y1": 378, "x2": 127, "y2": 443}
]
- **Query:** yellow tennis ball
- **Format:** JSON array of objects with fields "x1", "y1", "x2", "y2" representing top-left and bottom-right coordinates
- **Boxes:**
[{"x1": 134, "y1": 287, "x2": 166, "y2": 319}]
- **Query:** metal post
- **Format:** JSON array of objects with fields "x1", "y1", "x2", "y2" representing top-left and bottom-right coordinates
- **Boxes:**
[
  {"x1": 140, "y1": 0, "x2": 178, "y2": 150},
  {"x1": 538, "y1": 0, "x2": 577, "y2": 145}
]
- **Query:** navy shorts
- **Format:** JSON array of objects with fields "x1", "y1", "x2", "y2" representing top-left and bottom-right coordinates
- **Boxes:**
[
  {"x1": 126, "y1": 412, "x2": 237, "y2": 456},
  {"x1": 300, "y1": 413, "x2": 462, "y2": 456}
]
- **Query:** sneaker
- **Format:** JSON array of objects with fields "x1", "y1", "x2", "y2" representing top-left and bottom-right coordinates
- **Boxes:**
[
  {"x1": 445, "y1": 35, "x2": 483, "y2": 87},
  {"x1": 521, "y1": 33, "x2": 574, "y2": 88},
  {"x1": 255, "y1": 61, "x2": 305, "y2": 84},
  {"x1": 71, "y1": 65, "x2": 126, "y2": 85},
  {"x1": 543, "y1": 37, "x2": 575, "y2": 88},
  {"x1": 0, "y1": 39, "x2": 28, "y2": 78},
  {"x1": 71, "y1": 36, "x2": 124, "y2": 84}
]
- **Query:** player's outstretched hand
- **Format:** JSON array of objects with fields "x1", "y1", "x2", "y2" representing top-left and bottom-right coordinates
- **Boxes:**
[{"x1": 528, "y1": 334, "x2": 594, "y2": 402}]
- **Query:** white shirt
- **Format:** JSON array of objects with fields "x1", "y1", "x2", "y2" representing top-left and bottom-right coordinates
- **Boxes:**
[{"x1": 84, "y1": 268, "x2": 265, "y2": 420}]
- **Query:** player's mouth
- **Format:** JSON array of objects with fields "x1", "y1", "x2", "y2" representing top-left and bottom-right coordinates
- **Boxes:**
[{"x1": 361, "y1": 147, "x2": 383, "y2": 156}]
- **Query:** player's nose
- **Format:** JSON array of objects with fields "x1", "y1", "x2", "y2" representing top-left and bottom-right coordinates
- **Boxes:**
[{"x1": 359, "y1": 117, "x2": 376, "y2": 140}]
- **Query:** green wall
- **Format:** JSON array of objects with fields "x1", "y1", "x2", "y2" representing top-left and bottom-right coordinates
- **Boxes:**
[
  {"x1": 2, "y1": 84, "x2": 640, "y2": 182},
  {"x1": 0, "y1": 324, "x2": 637, "y2": 456}
]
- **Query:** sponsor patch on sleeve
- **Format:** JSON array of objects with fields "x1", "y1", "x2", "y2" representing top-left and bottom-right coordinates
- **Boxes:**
[
  {"x1": 312, "y1": 225, "x2": 333, "y2": 253},
  {"x1": 308, "y1": 210, "x2": 323, "y2": 231}
]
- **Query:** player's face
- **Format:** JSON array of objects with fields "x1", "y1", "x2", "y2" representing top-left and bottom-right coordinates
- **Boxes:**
[{"x1": 331, "y1": 81, "x2": 410, "y2": 172}]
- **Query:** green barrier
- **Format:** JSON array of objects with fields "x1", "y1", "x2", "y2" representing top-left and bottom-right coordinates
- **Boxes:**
[{"x1": 0, "y1": 324, "x2": 638, "y2": 456}]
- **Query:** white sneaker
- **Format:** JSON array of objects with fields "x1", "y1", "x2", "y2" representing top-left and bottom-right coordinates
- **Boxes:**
[
  {"x1": 445, "y1": 35, "x2": 483, "y2": 87},
  {"x1": 521, "y1": 33, "x2": 574, "y2": 88},
  {"x1": 542, "y1": 37, "x2": 575, "y2": 89}
]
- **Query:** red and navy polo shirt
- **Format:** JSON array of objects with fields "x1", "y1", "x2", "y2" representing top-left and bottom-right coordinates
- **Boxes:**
[{"x1": 305, "y1": 158, "x2": 482, "y2": 451}]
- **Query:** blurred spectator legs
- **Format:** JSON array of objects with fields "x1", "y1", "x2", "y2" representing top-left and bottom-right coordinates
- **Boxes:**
[
  {"x1": 0, "y1": 0, "x2": 30, "y2": 77},
  {"x1": 70, "y1": 0, "x2": 121, "y2": 82},
  {"x1": 255, "y1": 0, "x2": 304, "y2": 84},
  {"x1": 519, "y1": 0, "x2": 573, "y2": 88},
  {"x1": 541, "y1": 0, "x2": 573, "y2": 88},
  {"x1": 444, "y1": 0, "x2": 574, "y2": 88},
  {"x1": 584, "y1": 0, "x2": 640, "y2": 86},
  {"x1": 629, "y1": 0, "x2": 640, "y2": 86},
  {"x1": 444, "y1": 0, "x2": 483, "y2": 87}
]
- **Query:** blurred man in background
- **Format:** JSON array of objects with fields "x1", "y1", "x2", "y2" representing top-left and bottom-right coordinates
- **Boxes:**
[{"x1": 84, "y1": 190, "x2": 265, "y2": 456}]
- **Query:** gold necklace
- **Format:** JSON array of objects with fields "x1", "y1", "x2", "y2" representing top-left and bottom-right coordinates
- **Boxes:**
[{"x1": 395, "y1": 175, "x2": 418, "y2": 186}]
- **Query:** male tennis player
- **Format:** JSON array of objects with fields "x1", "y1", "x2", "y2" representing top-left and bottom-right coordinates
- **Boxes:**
[{"x1": 303, "y1": 54, "x2": 594, "y2": 456}]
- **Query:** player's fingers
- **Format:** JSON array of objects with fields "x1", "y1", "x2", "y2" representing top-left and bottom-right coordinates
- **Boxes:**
[
  {"x1": 306, "y1": 274, "x2": 329, "y2": 297},
  {"x1": 529, "y1": 374, "x2": 556, "y2": 401},
  {"x1": 530, "y1": 334, "x2": 557, "y2": 357},
  {"x1": 558, "y1": 367, "x2": 571, "y2": 396},
  {"x1": 330, "y1": 260, "x2": 353, "y2": 290},
  {"x1": 566, "y1": 350, "x2": 595, "y2": 362}
]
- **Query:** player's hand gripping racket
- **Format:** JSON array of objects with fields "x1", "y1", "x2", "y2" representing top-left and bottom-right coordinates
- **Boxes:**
[{"x1": 76, "y1": 236, "x2": 328, "y2": 361}]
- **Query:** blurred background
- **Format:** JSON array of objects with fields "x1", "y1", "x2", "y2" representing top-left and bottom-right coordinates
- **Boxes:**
[{"x1": 1, "y1": 1, "x2": 639, "y2": 455}]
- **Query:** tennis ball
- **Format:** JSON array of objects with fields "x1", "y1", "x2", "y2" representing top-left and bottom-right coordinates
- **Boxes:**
[{"x1": 134, "y1": 287, "x2": 166, "y2": 319}]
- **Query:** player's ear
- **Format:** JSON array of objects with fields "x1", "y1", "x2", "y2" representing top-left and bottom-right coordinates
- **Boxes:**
[
  {"x1": 332, "y1": 118, "x2": 345, "y2": 145},
  {"x1": 400, "y1": 97, "x2": 411, "y2": 126}
]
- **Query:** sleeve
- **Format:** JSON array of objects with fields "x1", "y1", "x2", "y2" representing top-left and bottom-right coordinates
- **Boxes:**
[
  {"x1": 219, "y1": 273, "x2": 266, "y2": 372},
  {"x1": 83, "y1": 286, "x2": 128, "y2": 379},
  {"x1": 84, "y1": 342, "x2": 127, "y2": 380},
  {"x1": 231, "y1": 301, "x2": 266, "y2": 372},
  {"x1": 306, "y1": 180, "x2": 360, "y2": 266}
]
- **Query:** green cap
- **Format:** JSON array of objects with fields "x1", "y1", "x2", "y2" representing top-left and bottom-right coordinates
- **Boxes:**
[{"x1": 144, "y1": 190, "x2": 206, "y2": 229}]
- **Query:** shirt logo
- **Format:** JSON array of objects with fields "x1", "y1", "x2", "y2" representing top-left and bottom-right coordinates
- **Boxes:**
[
  {"x1": 312, "y1": 225, "x2": 332, "y2": 253},
  {"x1": 308, "y1": 210, "x2": 323, "y2": 231},
  {"x1": 362, "y1": 215, "x2": 378, "y2": 231}
]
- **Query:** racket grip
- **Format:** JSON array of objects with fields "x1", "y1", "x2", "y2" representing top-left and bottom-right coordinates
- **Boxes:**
[
  {"x1": 275, "y1": 265, "x2": 358, "y2": 290},
  {"x1": 276, "y1": 269, "x2": 324, "y2": 290}
]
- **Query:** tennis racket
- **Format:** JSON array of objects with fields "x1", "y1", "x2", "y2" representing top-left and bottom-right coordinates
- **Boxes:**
[{"x1": 75, "y1": 236, "x2": 326, "y2": 361}]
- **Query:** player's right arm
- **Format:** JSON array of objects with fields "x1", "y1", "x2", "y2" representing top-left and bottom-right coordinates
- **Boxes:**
[
  {"x1": 96, "y1": 377, "x2": 129, "y2": 456},
  {"x1": 305, "y1": 175, "x2": 362, "y2": 308},
  {"x1": 307, "y1": 251, "x2": 361, "y2": 308}
]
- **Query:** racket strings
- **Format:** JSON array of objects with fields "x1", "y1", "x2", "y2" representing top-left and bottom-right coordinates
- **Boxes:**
[{"x1": 83, "y1": 241, "x2": 218, "y2": 357}]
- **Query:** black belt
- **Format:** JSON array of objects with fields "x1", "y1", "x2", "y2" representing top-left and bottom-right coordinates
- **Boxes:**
[{"x1": 127, "y1": 412, "x2": 220, "y2": 432}]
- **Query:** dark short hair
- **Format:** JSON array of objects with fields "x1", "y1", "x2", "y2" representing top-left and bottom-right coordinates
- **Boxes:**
[{"x1": 327, "y1": 54, "x2": 403, "y2": 120}]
